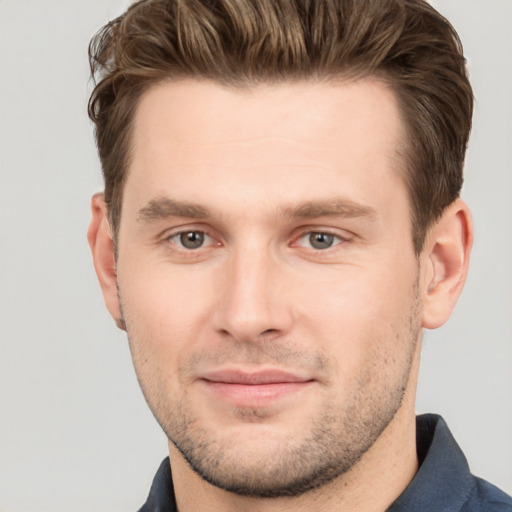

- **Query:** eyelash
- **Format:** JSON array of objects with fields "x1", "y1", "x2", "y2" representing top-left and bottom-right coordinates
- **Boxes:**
[
  {"x1": 165, "y1": 229, "x2": 218, "y2": 250},
  {"x1": 295, "y1": 230, "x2": 347, "y2": 250},
  {"x1": 163, "y1": 227, "x2": 350, "y2": 254}
]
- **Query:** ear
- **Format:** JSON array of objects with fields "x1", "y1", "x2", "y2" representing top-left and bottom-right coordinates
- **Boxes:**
[
  {"x1": 87, "y1": 193, "x2": 126, "y2": 330},
  {"x1": 421, "y1": 199, "x2": 473, "y2": 329}
]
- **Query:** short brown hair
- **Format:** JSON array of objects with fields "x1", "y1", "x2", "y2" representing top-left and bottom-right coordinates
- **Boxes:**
[{"x1": 88, "y1": 0, "x2": 473, "y2": 253}]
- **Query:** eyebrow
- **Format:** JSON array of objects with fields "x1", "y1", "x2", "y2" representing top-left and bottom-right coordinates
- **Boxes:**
[
  {"x1": 285, "y1": 199, "x2": 377, "y2": 220},
  {"x1": 137, "y1": 197, "x2": 377, "y2": 223},
  {"x1": 137, "y1": 198, "x2": 210, "y2": 222}
]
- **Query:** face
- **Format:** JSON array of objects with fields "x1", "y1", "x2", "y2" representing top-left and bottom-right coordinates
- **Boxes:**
[{"x1": 115, "y1": 79, "x2": 423, "y2": 497}]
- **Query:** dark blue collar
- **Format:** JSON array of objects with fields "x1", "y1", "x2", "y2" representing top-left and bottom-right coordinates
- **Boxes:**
[{"x1": 388, "y1": 414, "x2": 474, "y2": 510}]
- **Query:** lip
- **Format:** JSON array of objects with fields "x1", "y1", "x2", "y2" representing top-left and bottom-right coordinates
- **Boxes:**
[
  {"x1": 199, "y1": 369, "x2": 315, "y2": 408},
  {"x1": 202, "y1": 369, "x2": 312, "y2": 385}
]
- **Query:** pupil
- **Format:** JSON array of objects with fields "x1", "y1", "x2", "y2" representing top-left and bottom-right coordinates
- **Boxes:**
[
  {"x1": 180, "y1": 231, "x2": 204, "y2": 249},
  {"x1": 309, "y1": 232, "x2": 334, "y2": 250}
]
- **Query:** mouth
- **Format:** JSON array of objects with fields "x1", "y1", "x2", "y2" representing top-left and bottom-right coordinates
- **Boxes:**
[{"x1": 199, "y1": 369, "x2": 315, "y2": 408}]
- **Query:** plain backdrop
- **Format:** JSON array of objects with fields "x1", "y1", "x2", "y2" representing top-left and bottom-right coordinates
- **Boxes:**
[{"x1": 0, "y1": 0, "x2": 511, "y2": 510}]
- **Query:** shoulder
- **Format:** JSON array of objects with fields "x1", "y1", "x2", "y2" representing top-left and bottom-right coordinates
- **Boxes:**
[{"x1": 461, "y1": 477, "x2": 512, "y2": 512}]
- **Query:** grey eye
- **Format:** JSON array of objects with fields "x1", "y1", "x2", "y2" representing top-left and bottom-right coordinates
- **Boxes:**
[
  {"x1": 179, "y1": 231, "x2": 205, "y2": 249},
  {"x1": 308, "y1": 232, "x2": 335, "y2": 250}
]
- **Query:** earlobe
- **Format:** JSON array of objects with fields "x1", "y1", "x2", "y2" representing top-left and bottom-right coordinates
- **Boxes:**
[
  {"x1": 421, "y1": 199, "x2": 473, "y2": 329},
  {"x1": 87, "y1": 193, "x2": 126, "y2": 331}
]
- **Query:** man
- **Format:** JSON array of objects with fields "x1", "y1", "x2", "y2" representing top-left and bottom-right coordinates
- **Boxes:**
[{"x1": 87, "y1": 0, "x2": 512, "y2": 510}]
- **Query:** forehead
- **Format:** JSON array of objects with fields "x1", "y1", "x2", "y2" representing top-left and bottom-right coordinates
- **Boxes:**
[
  {"x1": 131, "y1": 77, "x2": 404, "y2": 153},
  {"x1": 125, "y1": 78, "x2": 407, "y2": 215}
]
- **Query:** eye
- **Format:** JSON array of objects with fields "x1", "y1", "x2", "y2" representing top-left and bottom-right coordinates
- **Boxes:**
[
  {"x1": 299, "y1": 231, "x2": 343, "y2": 250},
  {"x1": 169, "y1": 231, "x2": 212, "y2": 250}
]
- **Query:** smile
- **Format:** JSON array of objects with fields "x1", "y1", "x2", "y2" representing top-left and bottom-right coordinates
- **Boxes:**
[{"x1": 199, "y1": 370, "x2": 316, "y2": 408}]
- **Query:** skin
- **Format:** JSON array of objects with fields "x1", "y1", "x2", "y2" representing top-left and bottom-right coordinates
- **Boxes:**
[{"x1": 89, "y1": 78, "x2": 472, "y2": 511}]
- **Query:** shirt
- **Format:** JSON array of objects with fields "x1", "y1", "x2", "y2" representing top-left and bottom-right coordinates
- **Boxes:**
[{"x1": 138, "y1": 414, "x2": 512, "y2": 511}]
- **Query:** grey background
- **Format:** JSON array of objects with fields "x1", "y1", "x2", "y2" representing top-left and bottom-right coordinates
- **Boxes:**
[{"x1": 0, "y1": 0, "x2": 510, "y2": 510}]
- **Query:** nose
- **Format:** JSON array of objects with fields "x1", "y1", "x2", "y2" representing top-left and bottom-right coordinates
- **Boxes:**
[{"x1": 212, "y1": 247, "x2": 294, "y2": 343}]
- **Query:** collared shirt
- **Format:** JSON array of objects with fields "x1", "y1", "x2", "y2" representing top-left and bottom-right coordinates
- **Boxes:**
[{"x1": 138, "y1": 414, "x2": 512, "y2": 511}]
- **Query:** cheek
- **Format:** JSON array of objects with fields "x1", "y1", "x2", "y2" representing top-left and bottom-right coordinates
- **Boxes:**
[
  {"x1": 118, "y1": 265, "x2": 219, "y2": 384},
  {"x1": 121, "y1": 261, "x2": 217, "y2": 328},
  {"x1": 298, "y1": 265, "x2": 418, "y2": 370}
]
